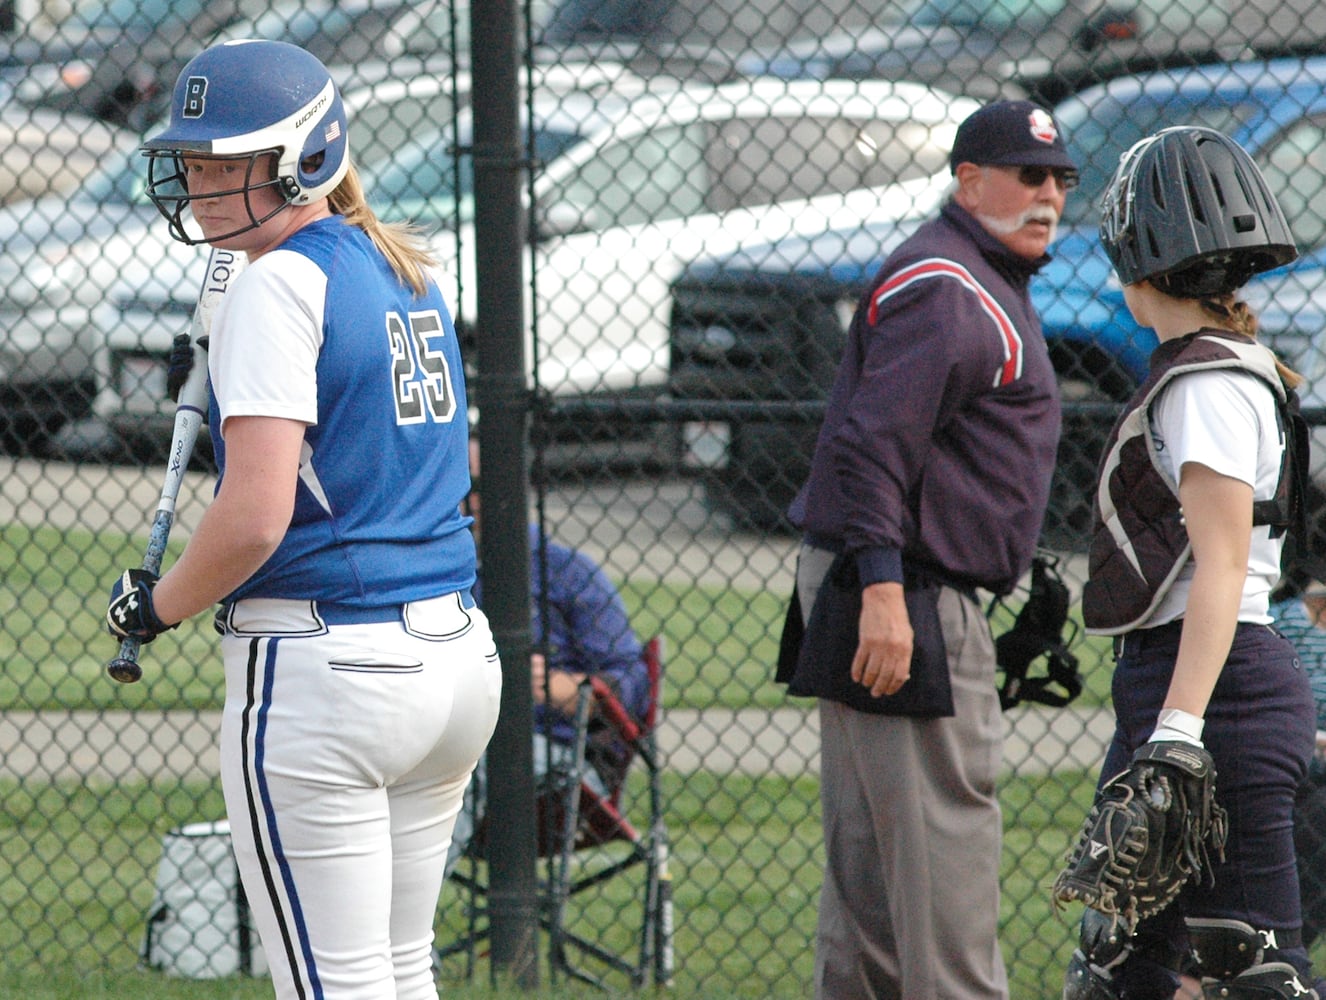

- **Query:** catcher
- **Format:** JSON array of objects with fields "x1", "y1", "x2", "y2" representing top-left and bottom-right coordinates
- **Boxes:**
[{"x1": 1052, "y1": 127, "x2": 1323, "y2": 998}]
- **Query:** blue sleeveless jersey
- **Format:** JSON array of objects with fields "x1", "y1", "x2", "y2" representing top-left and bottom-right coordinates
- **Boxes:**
[{"x1": 209, "y1": 216, "x2": 475, "y2": 606}]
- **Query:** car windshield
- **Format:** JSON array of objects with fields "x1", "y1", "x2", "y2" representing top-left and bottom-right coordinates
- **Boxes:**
[
  {"x1": 366, "y1": 127, "x2": 589, "y2": 225},
  {"x1": 905, "y1": 0, "x2": 1064, "y2": 31},
  {"x1": 239, "y1": 5, "x2": 353, "y2": 44},
  {"x1": 213, "y1": 5, "x2": 362, "y2": 63},
  {"x1": 1056, "y1": 91, "x2": 1262, "y2": 227}
]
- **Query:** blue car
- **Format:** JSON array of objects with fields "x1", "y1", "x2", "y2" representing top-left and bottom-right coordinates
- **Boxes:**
[
  {"x1": 668, "y1": 55, "x2": 1326, "y2": 543},
  {"x1": 1043, "y1": 55, "x2": 1326, "y2": 394},
  {"x1": 1043, "y1": 56, "x2": 1326, "y2": 536}
]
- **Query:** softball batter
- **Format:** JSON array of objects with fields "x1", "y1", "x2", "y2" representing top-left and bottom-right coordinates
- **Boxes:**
[{"x1": 105, "y1": 39, "x2": 501, "y2": 1000}]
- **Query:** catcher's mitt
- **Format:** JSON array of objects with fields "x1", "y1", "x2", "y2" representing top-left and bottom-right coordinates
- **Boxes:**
[{"x1": 1052, "y1": 740, "x2": 1229, "y2": 930}]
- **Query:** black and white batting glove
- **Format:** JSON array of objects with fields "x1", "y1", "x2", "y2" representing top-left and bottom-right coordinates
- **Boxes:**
[{"x1": 106, "y1": 569, "x2": 178, "y2": 643}]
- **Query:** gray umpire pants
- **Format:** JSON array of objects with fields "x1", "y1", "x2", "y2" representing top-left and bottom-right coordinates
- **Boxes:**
[{"x1": 797, "y1": 544, "x2": 1009, "y2": 1000}]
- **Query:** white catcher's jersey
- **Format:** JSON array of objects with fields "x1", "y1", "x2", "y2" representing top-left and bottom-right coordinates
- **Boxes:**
[
  {"x1": 207, "y1": 216, "x2": 474, "y2": 607},
  {"x1": 1146, "y1": 367, "x2": 1285, "y2": 626}
]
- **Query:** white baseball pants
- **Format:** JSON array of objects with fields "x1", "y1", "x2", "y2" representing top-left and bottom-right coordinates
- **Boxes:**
[{"x1": 218, "y1": 592, "x2": 502, "y2": 1000}]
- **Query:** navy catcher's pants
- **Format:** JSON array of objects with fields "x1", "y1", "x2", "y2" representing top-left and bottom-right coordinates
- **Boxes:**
[{"x1": 1101, "y1": 620, "x2": 1315, "y2": 996}]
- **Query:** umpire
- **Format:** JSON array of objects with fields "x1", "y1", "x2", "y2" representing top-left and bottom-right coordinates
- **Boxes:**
[{"x1": 777, "y1": 100, "x2": 1073, "y2": 999}]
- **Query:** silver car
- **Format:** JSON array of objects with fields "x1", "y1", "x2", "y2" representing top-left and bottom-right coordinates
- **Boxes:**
[
  {"x1": 2, "y1": 60, "x2": 650, "y2": 456},
  {"x1": 75, "y1": 75, "x2": 974, "y2": 464}
]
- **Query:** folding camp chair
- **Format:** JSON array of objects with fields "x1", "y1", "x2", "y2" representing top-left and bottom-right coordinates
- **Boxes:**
[{"x1": 435, "y1": 636, "x2": 673, "y2": 990}]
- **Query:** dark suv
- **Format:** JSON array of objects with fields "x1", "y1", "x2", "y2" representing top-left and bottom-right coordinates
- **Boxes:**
[{"x1": 669, "y1": 219, "x2": 915, "y2": 533}]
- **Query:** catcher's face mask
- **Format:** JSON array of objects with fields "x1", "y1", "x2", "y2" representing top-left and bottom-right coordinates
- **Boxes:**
[
  {"x1": 1098, "y1": 133, "x2": 1159, "y2": 282},
  {"x1": 992, "y1": 553, "x2": 1082, "y2": 710}
]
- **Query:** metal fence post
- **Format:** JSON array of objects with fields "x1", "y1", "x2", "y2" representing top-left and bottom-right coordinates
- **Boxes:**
[{"x1": 470, "y1": 0, "x2": 537, "y2": 988}]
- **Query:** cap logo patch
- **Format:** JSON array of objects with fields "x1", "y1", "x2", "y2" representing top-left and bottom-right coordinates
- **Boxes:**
[
  {"x1": 1028, "y1": 108, "x2": 1058, "y2": 146},
  {"x1": 182, "y1": 77, "x2": 207, "y2": 119}
]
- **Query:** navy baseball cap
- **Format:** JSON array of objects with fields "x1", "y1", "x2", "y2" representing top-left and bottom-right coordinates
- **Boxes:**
[{"x1": 949, "y1": 99, "x2": 1076, "y2": 173}]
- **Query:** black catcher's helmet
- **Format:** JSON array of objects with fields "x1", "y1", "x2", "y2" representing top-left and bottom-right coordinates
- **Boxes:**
[{"x1": 1099, "y1": 126, "x2": 1297, "y2": 297}]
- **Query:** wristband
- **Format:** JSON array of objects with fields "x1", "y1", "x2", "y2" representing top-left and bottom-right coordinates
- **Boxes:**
[{"x1": 1150, "y1": 707, "x2": 1205, "y2": 747}]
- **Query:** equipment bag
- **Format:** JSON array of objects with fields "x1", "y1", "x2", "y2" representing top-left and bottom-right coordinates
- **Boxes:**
[{"x1": 140, "y1": 820, "x2": 268, "y2": 979}]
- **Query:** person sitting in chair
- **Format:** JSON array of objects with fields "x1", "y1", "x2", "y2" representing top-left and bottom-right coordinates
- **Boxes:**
[{"x1": 445, "y1": 438, "x2": 649, "y2": 874}]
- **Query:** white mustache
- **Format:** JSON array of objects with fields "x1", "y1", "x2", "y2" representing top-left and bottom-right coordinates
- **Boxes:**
[
  {"x1": 1024, "y1": 207, "x2": 1060, "y2": 226},
  {"x1": 978, "y1": 206, "x2": 1060, "y2": 242}
]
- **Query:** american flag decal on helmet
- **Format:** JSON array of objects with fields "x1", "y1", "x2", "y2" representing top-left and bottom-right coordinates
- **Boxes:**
[{"x1": 325, "y1": 121, "x2": 341, "y2": 143}]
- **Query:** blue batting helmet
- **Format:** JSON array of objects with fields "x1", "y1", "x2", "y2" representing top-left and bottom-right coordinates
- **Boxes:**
[{"x1": 141, "y1": 39, "x2": 350, "y2": 245}]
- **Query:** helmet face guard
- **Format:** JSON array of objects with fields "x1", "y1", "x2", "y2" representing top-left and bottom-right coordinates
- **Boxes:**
[
  {"x1": 1098, "y1": 134, "x2": 1154, "y2": 276},
  {"x1": 1099, "y1": 126, "x2": 1297, "y2": 296},
  {"x1": 141, "y1": 40, "x2": 349, "y2": 245},
  {"x1": 143, "y1": 148, "x2": 294, "y2": 246}
]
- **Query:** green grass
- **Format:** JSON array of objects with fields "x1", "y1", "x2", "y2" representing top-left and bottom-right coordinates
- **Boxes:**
[
  {"x1": 0, "y1": 522, "x2": 1125, "y2": 996},
  {"x1": 0, "y1": 969, "x2": 635, "y2": 1000},
  {"x1": 0, "y1": 768, "x2": 1116, "y2": 998},
  {"x1": 21, "y1": 765, "x2": 1326, "y2": 997},
  {"x1": 0, "y1": 522, "x2": 1117, "y2": 714},
  {"x1": 0, "y1": 523, "x2": 222, "y2": 712}
]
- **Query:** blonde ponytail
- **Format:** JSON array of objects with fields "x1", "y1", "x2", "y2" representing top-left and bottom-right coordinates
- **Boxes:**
[
  {"x1": 327, "y1": 162, "x2": 438, "y2": 298},
  {"x1": 1202, "y1": 294, "x2": 1303, "y2": 390}
]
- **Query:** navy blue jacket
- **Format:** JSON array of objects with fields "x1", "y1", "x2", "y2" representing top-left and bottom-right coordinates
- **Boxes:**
[{"x1": 788, "y1": 200, "x2": 1061, "y2": 597}]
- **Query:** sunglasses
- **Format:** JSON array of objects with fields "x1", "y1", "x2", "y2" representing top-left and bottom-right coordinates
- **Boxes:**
[{"x1": 1011, "y1": 165, "x2": 1080, "y2": 191}]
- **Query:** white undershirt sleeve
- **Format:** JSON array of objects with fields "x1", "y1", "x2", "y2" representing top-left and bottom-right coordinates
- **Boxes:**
[{"x1": 208, "y1": 250, "x2": 327, "y2": 432}]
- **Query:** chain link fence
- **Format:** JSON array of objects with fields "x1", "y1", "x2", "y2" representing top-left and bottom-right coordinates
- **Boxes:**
[{"x1": 2, "y1": 0, "x2": 1326, "y2": 996}]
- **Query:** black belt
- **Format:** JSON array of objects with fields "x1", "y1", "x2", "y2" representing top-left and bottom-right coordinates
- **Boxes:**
[
  {"x1": 1112, "y1": 620, "x2": 1184, "y2": 658},
  {"x1": 800, "y1": 535, "x2": 979, "y2": 602},
  {"x1": 1113, "y1": 620, "x2": 1278, "y2": 659}
]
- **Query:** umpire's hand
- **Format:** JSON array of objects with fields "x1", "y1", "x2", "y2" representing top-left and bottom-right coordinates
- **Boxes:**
[{"x1": 854, "y1": 582, "x2": 912, "y2": 696}]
